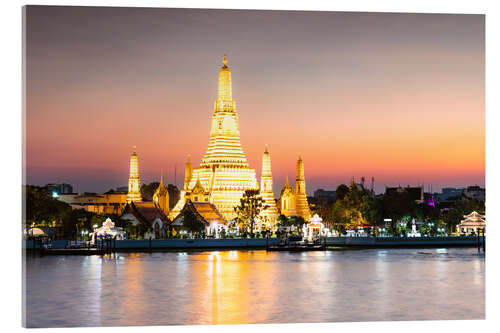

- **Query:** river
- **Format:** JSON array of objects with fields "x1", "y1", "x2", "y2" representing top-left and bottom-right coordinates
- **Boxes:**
[{"x1": 24, "y1": 247, "x2": 484, "y2": 327}]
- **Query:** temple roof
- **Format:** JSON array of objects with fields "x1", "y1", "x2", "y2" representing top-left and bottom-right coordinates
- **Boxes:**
[
  {"x1": 122, "y1": 201, "x2": 170, "y2": 227},
  {"x1": 460, "y1": 211, "x2": 486, "y2": 225},
  {"x1": 280, "y1": 175, "x2": 294, "y2": 196},
  {"x1": 153, "y1": 174, "x2": 168, "y2": 197},
  {"x1": 191, "y1": 202, "x2": 227, "y2": 224},
  {"x1": 173, "y1": 201, "x2": 227, "y2": 226}
]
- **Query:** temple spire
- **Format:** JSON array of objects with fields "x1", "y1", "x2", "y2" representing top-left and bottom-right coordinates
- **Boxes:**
[
  {"x1": 217, "y1": 54, "x2": 233, "y2": 103},
  {"x1": 127, "y1": 146, "x2": 142, "y2": 203},
  {"x1": 295, "y1": 156, "x2": 310, "y2": 221},
  {"x1": 259, "y1": 144, "x2": 278, "y2": 224}
]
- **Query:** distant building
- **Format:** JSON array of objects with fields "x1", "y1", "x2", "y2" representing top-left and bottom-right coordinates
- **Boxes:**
[
  {"x1": 438, "y1": 187, "x2": 465, "y2": 201},
  {"x1": 314, "y1": 189, "x2": 336, "y2": 200},
  {"x1": 385, "y1": 185, "x2": 423, "y2": 204},
  {"x1": 464, "y1": 186, "x2": 485, "y2": 201},
  {"x1": 423, "y1": 192, "x2": 436, "y2": 207},
  {"x1": 312, "y1": 189, "x2": 336, "y2": 207},
  {"x1": 45, "y1": 183, "x2": 74, "y2": 197},
  {"x1": 58, "y1": 191, "x2": 127, "y2": 215}
]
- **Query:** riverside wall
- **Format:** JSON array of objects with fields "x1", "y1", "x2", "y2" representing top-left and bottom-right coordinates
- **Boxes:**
[{"x1": 23, "y1": 236, "x2": 483, "y2": 251}]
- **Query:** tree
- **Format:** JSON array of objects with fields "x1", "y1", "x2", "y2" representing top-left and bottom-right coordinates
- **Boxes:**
[
  {"x1": 24, "y1": 185, "x2": 72, "y2": 228},
  {"x1": 331, "y1": 182, "x2": 380, "y2": 229},
  {"x1": 317, "y1": 202, "x2": 335, "y2": 228},
  {"x1": 335, "y1": 184, "x2": 349, "y2": 201},
  {"x1": 234, "y1": 190, "x2": 264, "y2": 235},
  {"x1": 288, "y1": 216, "x2": 306, "y2": 229},
  {"x1": 276, "y1": 214, "x2": 288, "y2": 225},
  {"x1": 140, "y1": 182, "x2": 160, "y2": 202},
  {"x1": 413, "y1": 203, "x2": 440, "y2": 223},
  {"x1": 381, "y1": 190, "x2": 416, "y2": 224},
  {"x1": 443, "y1": 196, "x2": 485, "y2": 234}
]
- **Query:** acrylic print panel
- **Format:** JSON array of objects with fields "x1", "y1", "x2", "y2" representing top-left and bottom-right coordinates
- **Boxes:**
[{"x1": 23, "y1": 5, "x2": 485, "y2": 328}]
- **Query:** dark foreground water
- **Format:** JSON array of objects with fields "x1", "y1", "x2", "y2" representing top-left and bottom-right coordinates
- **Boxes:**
[{"x1": 24, "y1": 248, "x2": 484, "y2": 327}]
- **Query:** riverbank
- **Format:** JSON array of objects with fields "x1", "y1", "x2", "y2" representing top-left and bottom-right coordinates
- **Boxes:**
[{"x1": 23, "y1": 236, "x2": 484, "y2": 254}]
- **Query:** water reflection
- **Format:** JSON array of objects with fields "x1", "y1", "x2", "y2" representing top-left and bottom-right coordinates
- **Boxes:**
[{"x1": 25, "y1": 248, "x2": 485, "y2": 327}]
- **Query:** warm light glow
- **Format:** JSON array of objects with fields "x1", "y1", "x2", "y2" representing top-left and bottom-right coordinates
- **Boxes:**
[
  {"x1": 259, "y1": 145, "x2": 278, "y2": 225},
  {"x1": 171, "y1": 56, "x2": 259, "y2": 221},
  {"x1": 127, "y1": 147, "x2": 142, "y2": 203}
]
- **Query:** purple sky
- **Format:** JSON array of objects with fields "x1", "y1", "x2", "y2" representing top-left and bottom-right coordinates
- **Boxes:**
[{"x1": 25, "y1": 6, "x2": 485, "y2": 195}]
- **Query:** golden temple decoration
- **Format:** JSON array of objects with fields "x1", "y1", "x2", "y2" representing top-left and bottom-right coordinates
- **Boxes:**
[
  {"x1": 127, "y1": 146, "x2": 142, "y2": 203},
  {"x1": 171, "y1": 55, "x2": 259, "y2": 220}
]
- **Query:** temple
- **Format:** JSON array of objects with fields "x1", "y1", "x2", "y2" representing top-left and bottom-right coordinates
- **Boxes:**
[
  {"x1": 456, "y1": 211, "x2": 486, "y2": 235},
  {"x1": 152, "y1": 172, "x2": 169, "y2": 216},
  {"x1": 126, "y1": 147, "x2": 142, "y2": 203},
  {"x1": 259, "y1": 145, "x2": 278, "y2": 226},
  {"x1": 170, "y1": 55, "x2": 259, "y2": 220},
  {"x1": 278, "y1": 156, "x2": 311, "y2": 221}
]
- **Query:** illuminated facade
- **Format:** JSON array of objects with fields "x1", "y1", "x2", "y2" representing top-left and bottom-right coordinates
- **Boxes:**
[
  {"x1": 58, "y1": 191, "x2": 127, "y2": 215},
  {"x1": 127, "y1": 147, "x2": 142, "y2": 203},
  {"x1": 170, "y1": 55, "x2": 259, "y2": 220},
  {"x1": 279, "y1": 175, "x2": 297, "y2": 217},
  {"x1": 457, "y1": 211, "x2": 485, "y2": 235},
  {"x1": 153, "y1": 173, "x2": 169, "y2": 216},
  {"x1": 259, "y1": 145, "x2": 278, "y2": 226},
  {"x1": 295, "y1": 156, "x2": 311, "y2": 221},
  {"x1": 278, "y1": 156, "x2": 311, "y2": 221}
]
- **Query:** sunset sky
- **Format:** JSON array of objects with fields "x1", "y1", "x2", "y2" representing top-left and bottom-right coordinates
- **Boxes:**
[{"x1": 25, "y1": 6, "x2": 485, "y2": 195}]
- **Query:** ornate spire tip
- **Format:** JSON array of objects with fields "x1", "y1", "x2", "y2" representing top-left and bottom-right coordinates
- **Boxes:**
[{"x1": 223, "y1": 54, "x2": 227, "y2": 67}]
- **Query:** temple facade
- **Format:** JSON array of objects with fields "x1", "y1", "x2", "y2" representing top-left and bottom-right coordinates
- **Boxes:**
[
  {"x1": 278, "y1": 156, "x2": 311, "y2": 221},
  {"x1": 259, "y1": 145, "x2": 278, "y2": 226},
  {"x1": 279, "y1": 175, "x2": 297, "y2": 217},
  {"x1": 126, "y1": 147, "x2": 142, "y2": 203},
  {"x1": 457, "y1": 211, "x2": 486, "y2": 235},
  {"x1": 170, "y1": 55, "x2": 259, "y2": 221},
  {"x1": 153, "y1": 173, "x2": 169, "y2": 216}
]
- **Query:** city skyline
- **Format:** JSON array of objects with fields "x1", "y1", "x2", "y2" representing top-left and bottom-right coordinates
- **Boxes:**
[{"x1": 25, "y1": 7, "x2": 485, "y2": 195}]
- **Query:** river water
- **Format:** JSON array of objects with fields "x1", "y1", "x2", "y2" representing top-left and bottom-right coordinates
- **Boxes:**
[{"x1": 24, "y1": 248, "x2": 484, "y2": 327}]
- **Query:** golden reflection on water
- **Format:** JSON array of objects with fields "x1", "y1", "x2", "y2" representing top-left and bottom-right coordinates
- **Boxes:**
[
  {"x1": 120, "y1": 253, "x2": 146, "y2": 321},
  {"x1": 191, "y1": 251, "x2": 278, "y2": 324},
  {"x1": 25, "y1": 248, "x2": 485, "y2": 327}
]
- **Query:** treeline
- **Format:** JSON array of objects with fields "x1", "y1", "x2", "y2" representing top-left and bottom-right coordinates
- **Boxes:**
[
  {"x1": 24, "y1": 185, "x2": 118, "y2": 238},
  {"x1": 316, "y1": 182, "x2": 485, "y2": 234}
]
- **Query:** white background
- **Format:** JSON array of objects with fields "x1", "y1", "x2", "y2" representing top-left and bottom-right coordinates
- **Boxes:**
[{"x1": 1, "y1": 0, "x2": 498, "y2": 332}]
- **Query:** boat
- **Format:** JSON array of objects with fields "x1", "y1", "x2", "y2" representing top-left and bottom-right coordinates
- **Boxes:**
[{"x1": 267, "y1": 235, "x2": 326, "y2": 252}]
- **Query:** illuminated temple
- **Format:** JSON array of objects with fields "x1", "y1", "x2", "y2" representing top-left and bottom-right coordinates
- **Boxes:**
[
  {"x1": 170, "y1": 55, "x2": 259, "y2": 221},
  {"x1": 126, "y1": 147, "x2": 142, "y2": 203},
  {"x1": 278, "y1": 156, "x2": 311, "y2": 221},
  {"x1": 259, "y1": 145, "x2": 279, "y2": 224}
]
